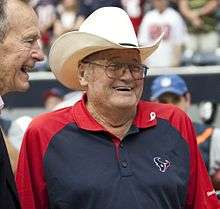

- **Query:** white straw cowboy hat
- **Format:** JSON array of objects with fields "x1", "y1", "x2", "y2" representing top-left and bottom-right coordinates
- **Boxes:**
[{"x1": 49, "y1": 7, "x2": 164, "y2": 90}]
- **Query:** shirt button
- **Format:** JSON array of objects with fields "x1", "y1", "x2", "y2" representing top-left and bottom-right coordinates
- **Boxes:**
[
  {"x1": 121, "y1": 160, "x2": 128, "y2": 168},
  {"x1": 120, "y1": 143, "x2": 124, "y2": 148}
]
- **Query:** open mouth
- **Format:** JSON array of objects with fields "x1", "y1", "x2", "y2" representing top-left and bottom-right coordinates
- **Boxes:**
[
  {"x1": 21, "y1": 65, "x2": 33, "y2": 73},
  {"x1": 113, "y1": 86, "x2": 132, "y2": 92}
]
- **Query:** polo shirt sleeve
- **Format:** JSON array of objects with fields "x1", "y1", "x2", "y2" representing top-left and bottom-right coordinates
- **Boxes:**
[
  {"x1": 16, "y1": 121, "x2": 50, "y2": 209},
  {"x1": 171, "y1": 111, "x2": 220, "y2": 209}
]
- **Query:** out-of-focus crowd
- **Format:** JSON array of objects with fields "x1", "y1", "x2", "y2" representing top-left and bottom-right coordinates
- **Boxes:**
[{"x1": 25, "y1": 0, "x2": 220, "y2": 70}]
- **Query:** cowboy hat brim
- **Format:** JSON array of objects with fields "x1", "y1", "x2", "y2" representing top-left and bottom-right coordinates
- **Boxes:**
[{"x1": 49, "y1": 31, "x2": 163, "y2": 90}]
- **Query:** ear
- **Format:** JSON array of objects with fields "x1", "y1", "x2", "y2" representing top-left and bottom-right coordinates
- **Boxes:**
[
  {"x1": 185, "y1": 92, "x2": 191, "y2": 105},
  {"x1": 78, "y1": 63, "x2": 89, "y2": 89},
  {"x1": 184, "y1": 92, "x2": 191, "y2": 110}
]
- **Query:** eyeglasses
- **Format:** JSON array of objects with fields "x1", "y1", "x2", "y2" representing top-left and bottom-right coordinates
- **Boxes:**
[{"x1": 82, "y1": 61, "x2": 149, "y2": 80}]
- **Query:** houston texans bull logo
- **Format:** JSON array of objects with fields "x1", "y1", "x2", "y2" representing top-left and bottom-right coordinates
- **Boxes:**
[{"x1": 153, "y1": 157, "x2": 170, "y2": 173}]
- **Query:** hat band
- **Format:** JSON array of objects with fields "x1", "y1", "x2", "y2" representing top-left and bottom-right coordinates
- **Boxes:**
[{"x1": 120, "y1": 43, "x2": 137, "y2": 47}]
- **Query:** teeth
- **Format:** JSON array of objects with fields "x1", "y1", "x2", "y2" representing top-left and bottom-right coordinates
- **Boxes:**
[
  {"x1": 22, "y1": 66, "x2": 32, "y2": 72},
  {"x1": 115, "y1": 86, "x2": 131, "y2": 91}
]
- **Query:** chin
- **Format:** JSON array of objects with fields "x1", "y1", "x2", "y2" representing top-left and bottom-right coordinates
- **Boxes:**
[{"x1": 111, "y1": 100, "x2": 137, "y2": 109}]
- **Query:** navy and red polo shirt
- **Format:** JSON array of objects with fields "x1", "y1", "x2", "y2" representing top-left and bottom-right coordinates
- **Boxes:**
[{"x1": 16, "y1": 97, "x2": 220, "y2": 209}]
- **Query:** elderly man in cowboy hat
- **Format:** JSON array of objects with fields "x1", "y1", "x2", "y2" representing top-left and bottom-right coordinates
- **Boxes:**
[{"x1": 16, "y1": 7, "x2": 219, "y2": 209}]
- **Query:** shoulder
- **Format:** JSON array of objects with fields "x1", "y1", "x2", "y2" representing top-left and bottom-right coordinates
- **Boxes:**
[
  {"x1": 139, "y1": 101, "x2": 194, "y2": 143},
  {"x1": 31, "y1": 106, "x2": 73, "y2": 126},
  {"x1": 21, "y1": 106, "x2": 76, "y2": 155},
  {"x1": 27, "y1": 106, "x2": 75, "y2": 138},
  {"x1": 139, "y1": 100, "x2": 187, "y2": 121}
]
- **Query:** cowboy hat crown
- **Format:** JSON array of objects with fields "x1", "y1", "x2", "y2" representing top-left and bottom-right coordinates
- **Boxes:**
[{"x1": 49, "y1": 7, "x2": 164, "y2": 90}]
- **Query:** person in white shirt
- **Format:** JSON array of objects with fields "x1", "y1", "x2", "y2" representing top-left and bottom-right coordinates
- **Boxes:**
[{"x1": 138, "y1": 0, "x2": 187, "y2": 67}]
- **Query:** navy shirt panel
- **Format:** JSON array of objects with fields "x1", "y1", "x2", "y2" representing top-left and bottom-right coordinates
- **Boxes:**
[
  {"x1": 44, "y1": 119, "x2": 189, "y2": 209},
  {"x1": 44, "y1": 123, "x2": 121, "y2": 209},
  {"x1": 124, "y1": 119, "x2": 189, "y2": 209}
]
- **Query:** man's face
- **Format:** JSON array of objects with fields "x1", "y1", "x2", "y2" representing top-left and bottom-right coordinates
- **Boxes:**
[
  {"x1": 0, "y1": 3, "x2": 44, "y2": 95},
  {"x1": 157, "y1": 92, "x2": 191, "y2": 112},
  {"x1": 80, "y1": 49, "x2": 144, "y2": 110}
]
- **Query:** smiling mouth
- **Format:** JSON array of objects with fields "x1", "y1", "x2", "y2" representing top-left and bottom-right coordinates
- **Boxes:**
[
  {"x1": 21, "y1": 65, "x2": 33, "y2": 73},
  {"x1": 113, "y1": 86, "x2": 133, "y2": 91}
]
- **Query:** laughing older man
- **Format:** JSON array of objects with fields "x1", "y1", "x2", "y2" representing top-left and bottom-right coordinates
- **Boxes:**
[{"x1": 0, "y1": 1, "x2": 43, "y2": 208}]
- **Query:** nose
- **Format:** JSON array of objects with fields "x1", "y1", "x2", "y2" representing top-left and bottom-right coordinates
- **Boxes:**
[
  {"x1": 120, "y1": 66, "x2": 133, "y2": 80},
  {"x1": 31, "y1": 41, "x2": 44, "y2": 62}
]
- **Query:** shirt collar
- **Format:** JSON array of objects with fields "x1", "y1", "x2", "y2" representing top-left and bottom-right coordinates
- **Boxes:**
[
  {"x1": 72, "y1": 94, "x2": 104, "y2": 131},
  {"x1": 0, "y1": 96, "x2": 4, "y2": 110},
  {"x1": 72, "y1": 95, "x2": 157, "y2": 131}
]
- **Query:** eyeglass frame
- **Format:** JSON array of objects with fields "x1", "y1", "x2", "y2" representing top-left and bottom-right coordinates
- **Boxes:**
[{"x1": 81, "y1": 61, "x2": 149, "y2": 80}]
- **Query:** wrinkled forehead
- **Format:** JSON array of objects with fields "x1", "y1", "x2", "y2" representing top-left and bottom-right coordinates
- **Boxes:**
[
  {"x1": 7, "y1": 1, "x2": 39, "y2": 34},
  {"x1": 83, "y1": 48, "x2": 141, "y2": 63}
]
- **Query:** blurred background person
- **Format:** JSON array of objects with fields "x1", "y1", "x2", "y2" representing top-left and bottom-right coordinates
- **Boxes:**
[
  {"x1": 74, "y1": 0, "x2": 123, "y2": 28},
  {"x1": 33, "y1": 0, "x2": 59, "y2": 56},
  {"x1": 150, "y1": 74, "x2": 220, "y2": 190},
  {"x1": 8, "y1": 116, "x2": 32, "y2": 152},
  {"x1": 53, "y1": 90, "x2": 83, "y2": 110},
  {"x1": 121, "y1": 0, "x2": 145, "y2": 34},
  {"x1": 199, "y1": 101, "x2": 218, "y2": 126},
  {"x1": 0, "y1": 116, "x2": 12, "y2": 136},
  {"x1": 7, "y1": 116, "x2": 32, "y2": 172},
  {"x1": 42, "y1": 87, "x2": 64, "y2": 111},
  {"x1": 54, "y1": 0, "x2": 78, "y2": 36},
  {"x1": 138, "y1": 0, "x2": 187, "y2": 67},
  {"x1": 178, "y1": 0, "x2": 219, "y2": 58}
]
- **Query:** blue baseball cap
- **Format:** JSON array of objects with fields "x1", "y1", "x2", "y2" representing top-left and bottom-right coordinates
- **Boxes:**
[{"x1": 150, "y1": 75, "x2": 188, "y2": 100}]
